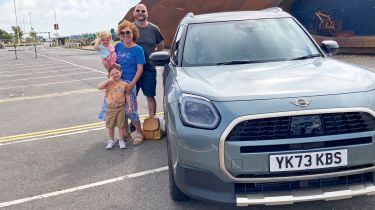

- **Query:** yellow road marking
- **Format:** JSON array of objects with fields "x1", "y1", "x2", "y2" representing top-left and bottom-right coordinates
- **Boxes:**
[
  {"x1": 0, "y1": 112, "x2": 164, "y2": 143},
  {"x1": 0, "y1": 89, "x2": 100, "y2": 104},
  {"x1": 0, "y1": 122, "x2": 104, "y2": 141}
]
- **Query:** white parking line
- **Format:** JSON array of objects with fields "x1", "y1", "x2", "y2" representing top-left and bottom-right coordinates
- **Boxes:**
[
  {"x1": 1, "y1": 61, "x2": 61, "y2": 67},
  {"x1": 0, "y1": 67, "x2": 82, "y2": 75},
  {"x1": 0, "y1": 166, "x2": 169, "y2": 208},
  {"x1": 2, "y1": 65, "x2": 73, "y2": 71},
  {"x1": 39, "y1": 54, "x2": 106, "y2": 75},
  {"x1": 0, "y1": 88, "x2": 100, "y2": 103},
  {"x1": 0, "y1": 67, "x2": 86, "y2": 77},
  {"x1": 0, "y1": 67, "x2": 92, "y2": 77},
  {"x1": 0, "y1": 77, "x2": 105, "y2": 90},
  {"x1": 0, "y1": 71, "x2": 100, "y2": 83}
]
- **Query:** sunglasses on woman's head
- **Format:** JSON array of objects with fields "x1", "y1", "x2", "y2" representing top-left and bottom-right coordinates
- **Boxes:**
[
  {"x1": 136, "y1": 9, "x2": 146, "y2": 13},
  {"x1": 120, "y1": 31, "x2": 132, "y2": 36}
]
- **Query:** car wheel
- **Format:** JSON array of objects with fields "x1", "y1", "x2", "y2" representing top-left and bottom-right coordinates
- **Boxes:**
[{"x1": 167, "y1": 135, "x2": 190, "y2": 201}]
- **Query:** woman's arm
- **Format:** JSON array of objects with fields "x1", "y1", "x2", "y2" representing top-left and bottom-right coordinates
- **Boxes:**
[
  {"x1": 131, "y1": 64, "x2": 143, "y2": 87},
  {"x1": 126, "y1": 64, "x2": 143, "y2": 93},
  {"x1": 125, "y1": 92, "x2": 132, "y2": 114}
]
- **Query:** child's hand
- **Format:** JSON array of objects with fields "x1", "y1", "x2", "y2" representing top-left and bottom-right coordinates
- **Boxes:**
[
  {"x1": 108, "y1": 75, "x2": 115, "y2": 82},
  {"x1": 127, "y1": 107, "x2": 132, "y2": 115}
]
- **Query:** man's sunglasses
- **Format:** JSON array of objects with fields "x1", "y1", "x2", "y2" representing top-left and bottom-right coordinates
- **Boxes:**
[
  {"x1": 120, "y1": 31, "x2": 132, "y2": 36},
  {"x1": 135, "y1": 9, "x2": 146, "y2": 13}
]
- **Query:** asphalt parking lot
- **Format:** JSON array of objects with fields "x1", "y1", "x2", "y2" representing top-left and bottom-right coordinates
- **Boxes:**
[{"x1": 1, "y1": 45, "x2": 375, "y2": 210}]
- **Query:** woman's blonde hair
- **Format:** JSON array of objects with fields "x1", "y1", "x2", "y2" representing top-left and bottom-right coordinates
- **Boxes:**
[
  {"x1": 117, "y1": 20, "x2": 139, "y2": 42},
  {"x1": 98, "y1": 31, "x2": 111, "y2": 39}
]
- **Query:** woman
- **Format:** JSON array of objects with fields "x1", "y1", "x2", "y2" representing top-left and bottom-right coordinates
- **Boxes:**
[{"x1": 115, "y1": 20, "x2": 145, "y2": 145}]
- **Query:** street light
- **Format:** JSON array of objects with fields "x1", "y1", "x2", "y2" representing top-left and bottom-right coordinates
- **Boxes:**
[
  {"x1": 54, "y1": 8, "x2": 59, "y2": 46},
  {"x1": 13, "y1": 0, "x2": 20, "y2": 45},
  {"x1": 29, "y1": 12, "x2": 34, "y2": 31}
]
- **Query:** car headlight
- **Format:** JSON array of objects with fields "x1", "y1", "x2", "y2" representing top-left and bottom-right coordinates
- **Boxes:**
[{"x1": 179, "y1": 94, "x2": 221, "y2": 129}]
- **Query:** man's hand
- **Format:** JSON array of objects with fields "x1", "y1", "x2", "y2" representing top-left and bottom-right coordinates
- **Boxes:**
[{"x1": 127, "y1": 107, "x2": 132, "y2": 115}]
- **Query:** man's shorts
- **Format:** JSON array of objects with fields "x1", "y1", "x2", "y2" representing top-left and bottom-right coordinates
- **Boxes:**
[
  {"x1": 136, "y1": 70, "x2": 156, "y2": 97},
  {"x1": 105, "y1": 106, "x2": 125, "y2": 128}
]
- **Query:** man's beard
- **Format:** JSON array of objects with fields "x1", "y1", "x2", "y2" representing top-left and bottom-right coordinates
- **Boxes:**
[{"x1": 136, "y1": 16, "x2": 146, "y2": 22}]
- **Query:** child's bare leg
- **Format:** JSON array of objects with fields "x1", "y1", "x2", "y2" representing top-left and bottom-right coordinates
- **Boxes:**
[
  {"x1": 108, "y1": 128, "x2": 115, "y2": 140},
  {"x1": 105, "y1": 127, "x2": 116, "y2": 149},
  {"x1": 102, "y1": 60, "x2": 110, "y2": 71},
  {"x1": 119, "y1": 127, "x2": 125, "y2": 141},
  {"x1": 118, "y1": 126, "x2": 127, "y2": 149}
]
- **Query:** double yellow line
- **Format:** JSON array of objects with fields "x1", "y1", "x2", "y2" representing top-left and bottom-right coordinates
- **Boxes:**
[{"x1": 0, "y1": 112, "x2": 164, "y2": 143}]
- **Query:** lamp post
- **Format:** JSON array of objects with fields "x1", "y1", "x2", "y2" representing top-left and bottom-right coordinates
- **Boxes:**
[
  {"x1": 29, "y1": 12, "x2": 33, "y2": 31},
  {"x1": 54, "y1": 8, "x2": 59, "y2": 46},
  {"x1": 13, "y1": 0, "x2": 20, "y2": 45}
]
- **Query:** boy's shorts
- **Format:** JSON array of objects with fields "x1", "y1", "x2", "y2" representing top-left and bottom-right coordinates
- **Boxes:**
[
  {"x1": 105, "y1": 106, "x2": 125, "y2": 128},
  {"x1": 136, "y1": 70, "x2": 156, "y2": 97}
]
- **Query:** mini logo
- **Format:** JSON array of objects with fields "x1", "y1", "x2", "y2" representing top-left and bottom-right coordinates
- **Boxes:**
[{"x1": 291, "y1": 98, "x2": 311, "y2": 107}]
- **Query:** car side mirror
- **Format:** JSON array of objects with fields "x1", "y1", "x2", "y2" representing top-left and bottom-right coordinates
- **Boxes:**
[
  {"x1": 149, "y1": 51, "x2": 170, "y2": 66},
  {"x1": 321, "y1": 40, "x2": 339, "y2": 56}
]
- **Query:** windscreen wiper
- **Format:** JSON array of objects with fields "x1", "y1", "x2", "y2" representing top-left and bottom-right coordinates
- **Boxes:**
[
  {"x1": 290, "y1": 54, "x2": 322, "y2": 60},
  {"x1": 217, "y1": 60, "x2": 257, "y2": 65}
]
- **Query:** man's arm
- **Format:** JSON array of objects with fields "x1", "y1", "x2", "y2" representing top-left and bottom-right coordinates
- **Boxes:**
[{"x1": 156, "y1": 41, "x2": 164, "y2": 52}]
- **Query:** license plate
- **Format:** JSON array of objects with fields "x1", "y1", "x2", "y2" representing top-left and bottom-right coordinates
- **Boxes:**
[{"x1": 269, "y1": 149, "x2": 347, "y2": 172}]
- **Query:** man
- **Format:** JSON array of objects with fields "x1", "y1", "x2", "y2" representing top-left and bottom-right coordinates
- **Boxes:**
[{"x1": 133, "y1": 4, "x2": 164, "y2": 119}]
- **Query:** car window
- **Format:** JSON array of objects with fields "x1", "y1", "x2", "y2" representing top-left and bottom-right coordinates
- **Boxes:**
[
  {"x1": 171, "y1": 24, "x2": 185, "y2": 65},
  {"x1": 182, "y1": 18, "x2": 320, "y2": 67}
]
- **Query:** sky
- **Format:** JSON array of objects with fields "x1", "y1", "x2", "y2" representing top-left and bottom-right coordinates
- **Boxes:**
[{"x1": 0, "y1": 0, "x2": 141, "y2": 37}]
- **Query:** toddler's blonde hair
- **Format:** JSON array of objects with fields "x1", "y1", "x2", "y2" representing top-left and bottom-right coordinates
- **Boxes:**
[{"x1": 98, "y1": 31, "x2": 111, "y2": 39}]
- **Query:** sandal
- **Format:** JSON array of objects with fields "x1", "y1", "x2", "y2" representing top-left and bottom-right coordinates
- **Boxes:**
[
  {"x1": 133, "y1": 133, "x2": 144, "y2": 146},
  {"x1": 124, "y1": 135, "x2": 133, "y2": 142},
  {"x1": 115, "y1": 136, "x2": 133, "y2": 143}
]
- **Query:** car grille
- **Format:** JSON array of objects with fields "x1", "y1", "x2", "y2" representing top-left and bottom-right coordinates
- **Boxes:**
[
  {"x1": 240, "y1": 137, "x2": 372, "y2": 153},
  {"x1": 235, "y1": 172, "x2": 374, "y2": 194},
  {"x1": 227, "y1": 112, "x2": 375, "y2": 141}
]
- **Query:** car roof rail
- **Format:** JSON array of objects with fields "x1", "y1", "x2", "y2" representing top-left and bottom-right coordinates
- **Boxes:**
[
  {"x1": 262, "y1": 7, "x2": 283, "y2": 12},
  {"x1": 186, "y1": 12, "x2": 195, "y2": 18}
]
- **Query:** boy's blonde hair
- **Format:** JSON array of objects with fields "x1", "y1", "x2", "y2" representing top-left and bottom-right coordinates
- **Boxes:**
[{"x1": 98, "y1": 31, "x2": 112, "y2": 39}]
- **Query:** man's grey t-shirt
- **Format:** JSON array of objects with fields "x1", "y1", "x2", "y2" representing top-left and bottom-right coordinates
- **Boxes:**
[{"x1": 136, "y1": 22, "x2": 164, "y2": 71}]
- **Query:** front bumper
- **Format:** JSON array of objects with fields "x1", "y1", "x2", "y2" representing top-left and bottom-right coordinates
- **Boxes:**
[
  {"x1": 168, "y1": 102, "x2": 375, "y2": 205},
  {"x1": 236, "y1": 182, "x2": 375, "y2": 206},
  {"x1": 175, "y1": 164, "x2": 375, "y2": 206}
]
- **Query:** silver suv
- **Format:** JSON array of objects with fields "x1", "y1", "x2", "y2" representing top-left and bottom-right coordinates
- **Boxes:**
[{"x1": 150, "y1": 8, "x2": 375, "y2": 206}]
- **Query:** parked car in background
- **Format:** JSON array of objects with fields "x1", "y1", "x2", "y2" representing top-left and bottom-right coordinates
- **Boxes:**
[{"x1": 150, "y1": 8, "x2": 375, "y2": 206}]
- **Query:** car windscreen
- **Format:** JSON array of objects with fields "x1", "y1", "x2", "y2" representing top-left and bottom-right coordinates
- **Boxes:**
[{"x1": 182, "y1": 18, "x2": 321, "y2": 67}]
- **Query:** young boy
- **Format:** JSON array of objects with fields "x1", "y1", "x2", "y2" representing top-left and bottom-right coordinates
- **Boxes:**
[{"x1": 97, "y1": 64, "x2": 131, "y2": 149}]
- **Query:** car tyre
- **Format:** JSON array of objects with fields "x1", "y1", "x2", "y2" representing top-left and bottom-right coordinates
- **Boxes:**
[{"x1": 167, "y1": 133, "x2": 190, "y2": 201}]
